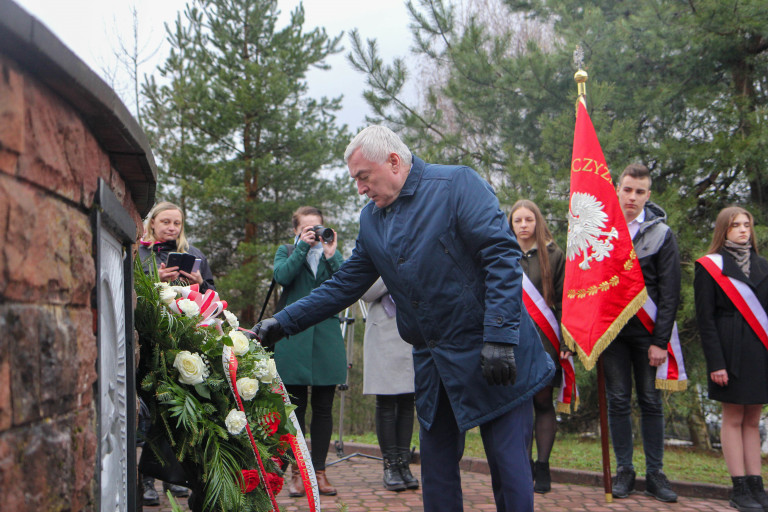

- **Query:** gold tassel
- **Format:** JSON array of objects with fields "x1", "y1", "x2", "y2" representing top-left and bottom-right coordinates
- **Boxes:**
[{"x1": 556, "y1": 401, "x2": 571, "y2": 415}]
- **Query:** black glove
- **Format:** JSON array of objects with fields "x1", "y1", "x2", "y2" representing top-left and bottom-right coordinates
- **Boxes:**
[
  {"x1": 249, "y1": 317, "x2": 285, "y2": 350},
  {"x1": 480, "y1": 342, "x2": 517, "y2": 386}
]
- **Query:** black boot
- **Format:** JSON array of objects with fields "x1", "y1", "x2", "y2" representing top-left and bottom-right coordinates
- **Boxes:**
[
  {"x1": 731, "y1": 476, "x2": 764, "y2": 511},
  {"x1": 142, "y1": 476, "x2": 159, "y2": 507},
  {"x1": 746, "y1": 475, "x2": 768, "y2": 511},
  {"x1": 398, "y1": 449, "x2": 419, "y2": 490},
  {"x1": 383, "y1": 453, "x2": 407, "y2": 491},
  {"x1": 391, "y1": 393, "x2": 418, "y2": 490},
  {"x1": 533, "y1": 461, "x2": 551, "y2": 493}
]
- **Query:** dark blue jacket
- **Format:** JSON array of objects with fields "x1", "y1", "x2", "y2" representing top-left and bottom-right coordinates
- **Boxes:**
[{"x1": 275, "y1": 156, "x2": 554, "y2": 431}]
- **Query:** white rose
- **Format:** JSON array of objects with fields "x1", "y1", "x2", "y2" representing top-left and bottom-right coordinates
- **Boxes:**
[
  {"x1": 158, "y1": 285, "x2": 177, "y2": 304},
  {"x1": 251, "y1": 359, "x2": 267, "y2": 380},
  {"x1": 178, "y1": 298, "x2": 200, "y2": 317},
  {"x1": 260, "y1": 359, "x2": 278, "y2": 384},
  {"x1": 237, "y1": 377, "x2": 259, "y2": 401},
  {"x1": 173, "y1": 351, "x2": 208, "y2": 385},
  {"x1": 225, "y1": 409, "x2": 247, "y2": 435},
  {"x1": 222, "y1": 310, "x2": 239, "y2": 329},
  {"x1": 230, "y1": 330, "x2": 250, "y2": 356}
]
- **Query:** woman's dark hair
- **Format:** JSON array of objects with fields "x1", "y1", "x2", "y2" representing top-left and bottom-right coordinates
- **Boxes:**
[
  {"x1": 707, "y1": 206, "x2": 757, "y2": 255},
  {"x1": 509, "y1": 199, "x2": 556, "y2": 307},
  {"x1": 292, "y1": 206, "x2": 324, "y2": 230}
]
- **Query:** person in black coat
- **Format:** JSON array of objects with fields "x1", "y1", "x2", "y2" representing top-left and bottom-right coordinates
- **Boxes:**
[
  {"x1": 509, "y1": 199, "x2": 569, "y2": 494},
  {"x1": 695, "y1": 206, "x2": 768, "y2": 511}
]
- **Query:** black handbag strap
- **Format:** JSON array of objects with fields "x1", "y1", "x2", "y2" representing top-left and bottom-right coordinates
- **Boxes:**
[{"x1": 257, "y1": 244, "x2": 294, "y2": 323}]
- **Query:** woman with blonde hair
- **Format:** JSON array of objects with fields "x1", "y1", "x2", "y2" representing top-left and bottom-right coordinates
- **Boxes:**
[
  {"x1": 138, "y1": 201, "x2": 215, "y2": 293},
  {"x1": 695, "y1": 206, "x2": 768, "y2": 511},
  {"x1": 137, "y1": 201, "x2": 216, "y2": 506},
  {"x1": 509, "y1": 199, "x2": 569, "y2": 493}
]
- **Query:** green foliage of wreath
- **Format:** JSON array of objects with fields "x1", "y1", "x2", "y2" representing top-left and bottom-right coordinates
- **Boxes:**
[{"x1": 135, "y1": 259, "x2": 295, "y2": 511}]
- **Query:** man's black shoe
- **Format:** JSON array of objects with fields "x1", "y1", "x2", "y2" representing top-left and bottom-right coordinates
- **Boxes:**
[
  {"x1": 611, "y1": 466, "x2": 635, "y2": 499},
  {"x1": 645, "y1": 470, "x2": 678, "y2": 503},
  {"x1": 163, "y1": 482, "x2": 191, "y2": 497},
  {"x1": 142, "y1": 477, "x2": 160, "y2": 506}
]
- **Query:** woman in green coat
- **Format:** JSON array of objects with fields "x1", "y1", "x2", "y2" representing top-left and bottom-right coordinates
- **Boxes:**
[{"x1": 273, "y1": 206, "x2": 346, "y2": 498}]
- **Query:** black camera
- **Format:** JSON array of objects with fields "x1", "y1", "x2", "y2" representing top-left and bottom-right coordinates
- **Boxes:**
[{"x1": 313, "y1": 225, "x2": 334, "y2": 243}]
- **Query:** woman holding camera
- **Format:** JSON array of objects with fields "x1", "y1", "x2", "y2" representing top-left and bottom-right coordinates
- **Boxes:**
[
  {"x1": 138, "y1": 201, "x2": 215, "y2": 293},
  {"x1": 694, "y1": 206, "x2": 768, "y2": 511},
  {"x1": 273, "y1": 206, "x2": 346, "y2": 497}
]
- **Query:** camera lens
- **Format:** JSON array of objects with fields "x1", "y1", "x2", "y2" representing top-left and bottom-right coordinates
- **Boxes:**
[
  {"x1": 313, "y1": 225, "x2": 334, "y2": 243},
  {"x1": 320, "y1": 228, "x2": 334, "y2": 243}
]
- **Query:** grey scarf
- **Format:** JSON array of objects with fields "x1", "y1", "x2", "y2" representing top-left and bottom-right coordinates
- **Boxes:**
[{"x1": 724, "y1": 240, "x2": 751, "y2": 277}]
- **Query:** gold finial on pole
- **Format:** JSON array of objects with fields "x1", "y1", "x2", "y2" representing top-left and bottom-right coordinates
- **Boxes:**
[{"x1": 573, "y1": 45, "x2": 588, "y2": 106}]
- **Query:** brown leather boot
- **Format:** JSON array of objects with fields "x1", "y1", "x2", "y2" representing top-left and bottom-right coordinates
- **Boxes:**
[
  {"x1": 288, "y1": 464, "x2": 305, "y2": 497},
  {"x1": 315, "y1": 469, "x2": 337, "y2": 496}
]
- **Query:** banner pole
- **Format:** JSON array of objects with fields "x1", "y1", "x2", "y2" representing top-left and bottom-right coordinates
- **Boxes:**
[{"x1": 597, "y1": 356, "x2": 613, "y2": 502}]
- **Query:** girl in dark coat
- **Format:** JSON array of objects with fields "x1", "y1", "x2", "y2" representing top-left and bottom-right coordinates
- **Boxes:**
[
  {"x1": 694, "y1": 206, "x2": 768, "y2": 511},
  {"x1": 509, "y1": 199, "x2": 569, "y2": 494}
]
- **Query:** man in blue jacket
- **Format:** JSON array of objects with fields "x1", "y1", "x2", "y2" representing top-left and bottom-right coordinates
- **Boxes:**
[{"x1": 255, "y1": 125, "x2": 554, "y2": 511}]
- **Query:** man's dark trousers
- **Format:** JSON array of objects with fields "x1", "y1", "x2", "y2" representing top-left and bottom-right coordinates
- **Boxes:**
[
  {"x1": 603, "y1": 334, "x2": 665, "y2": 473},
  {"x1": 420, "y1": 383, "x2": 534, "y2": 512}
]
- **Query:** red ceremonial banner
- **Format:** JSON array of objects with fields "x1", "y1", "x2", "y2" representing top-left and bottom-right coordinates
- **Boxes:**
[{"x1": 561, "y1": 101, "x2": 647, "y2": 370}]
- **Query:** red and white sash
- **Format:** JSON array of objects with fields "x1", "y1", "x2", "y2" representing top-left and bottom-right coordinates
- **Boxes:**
[
  {"x1": 635, "y1": 297, "x2": 688, "y2": 391},
  {"x1": 522, "y1": 274, "x2": 579, "y2": 413},
  {"x1": 697, "y1": 253, "x2": 768, "y2": 350}
]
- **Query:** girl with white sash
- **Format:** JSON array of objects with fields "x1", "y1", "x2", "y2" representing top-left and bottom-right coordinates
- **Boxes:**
[
  {"x1": 509, "y1": 200, "x2": 571, "y2": 494},
  {"x1": 694, "y1": 206, "x2": 768, "y2": 511}
]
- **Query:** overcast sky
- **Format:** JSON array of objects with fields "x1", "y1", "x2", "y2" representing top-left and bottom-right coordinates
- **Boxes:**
[{"x1": 13, "y1": 0, "x2": 415, "y2": 131}]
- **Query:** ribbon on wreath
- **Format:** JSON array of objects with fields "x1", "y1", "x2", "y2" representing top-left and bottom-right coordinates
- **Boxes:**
[
  {"x1": 222, "y1": 346, "x2": 280, "y2": 512},
  {"x1": 272, "y1": 378, "x2": 321, "y2": 511},
  {"x1": 169, "y1": 284, "x2": 228, "y2": 331}
]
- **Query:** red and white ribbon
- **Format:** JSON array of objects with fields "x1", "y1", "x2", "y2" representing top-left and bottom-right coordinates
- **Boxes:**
[
  {"x1": 698, "y1": 253, "x2": 768, "y2": 350},
  {"x1": 272, "y1": 379, "x2": 321, "y2": 511},
  {"x1": 635, "y1": 297, "x2": 688, "y2": 391},
  {"x1": 221, "y1": 346, "x2": 280, "y2": 512},
  {"x1": 521, "y1": 274, "x2": 579, "y2": 413},
  {"x1": 169, "y1": 284, "x2": 228, "y2": 331}
]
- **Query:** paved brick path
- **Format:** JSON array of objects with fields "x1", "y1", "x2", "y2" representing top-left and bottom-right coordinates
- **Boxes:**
[{"x1": 151, "y1": 454, "x2": 733, "y2": 511}]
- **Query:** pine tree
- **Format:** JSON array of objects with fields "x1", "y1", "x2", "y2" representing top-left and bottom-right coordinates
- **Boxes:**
[{"x1": 143, "y1": 0, "x2": 354, "y2": 323}]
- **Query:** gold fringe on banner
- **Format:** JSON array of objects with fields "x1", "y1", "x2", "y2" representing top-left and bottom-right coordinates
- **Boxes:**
[
  {"x1": 561, "y1": 287, "x2": 648, "y2": 371},
  {"x1": 656, "y1": 378, "x2": 688, "y2": 392}
]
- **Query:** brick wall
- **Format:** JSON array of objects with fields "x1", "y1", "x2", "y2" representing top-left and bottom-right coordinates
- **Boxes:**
[{"x1": 0, "y1": 52, "x2": 143, "y2": 511}]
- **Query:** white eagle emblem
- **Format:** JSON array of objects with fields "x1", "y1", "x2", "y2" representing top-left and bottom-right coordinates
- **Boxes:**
[{"x1": 567, "y1": 192, "x2": 619, "y2": 270}]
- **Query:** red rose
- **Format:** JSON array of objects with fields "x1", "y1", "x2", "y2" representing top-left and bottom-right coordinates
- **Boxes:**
[
  {"x1": 266, "y1": 472, "x2": 284, "y2": 495},
  {"x1": 239, "y1": 469, "x2": 260, "y2": 493}
]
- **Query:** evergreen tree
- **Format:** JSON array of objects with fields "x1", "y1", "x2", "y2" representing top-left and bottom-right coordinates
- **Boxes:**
[{"x1": 143, "y1": 0, "x2": 354, "y2": 323}]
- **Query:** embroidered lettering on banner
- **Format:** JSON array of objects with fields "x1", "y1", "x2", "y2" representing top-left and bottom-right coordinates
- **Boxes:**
[{"x1": 571, "y1": 157, "x2": 612, "y2": 182}]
